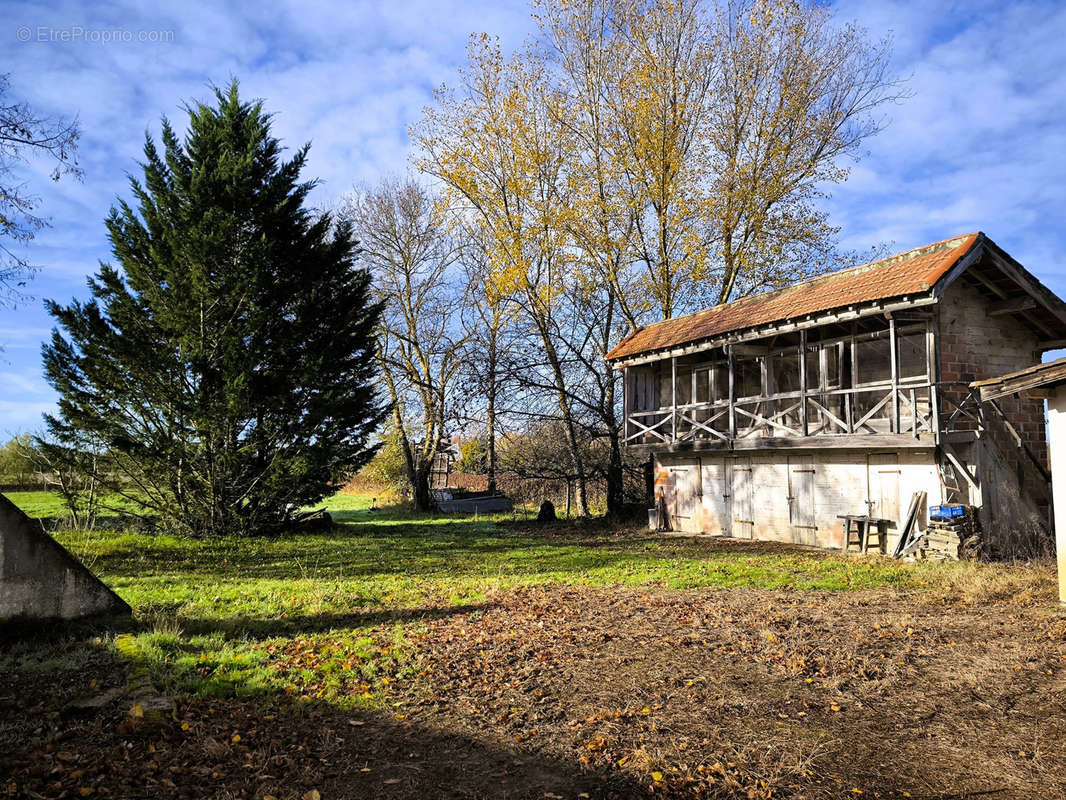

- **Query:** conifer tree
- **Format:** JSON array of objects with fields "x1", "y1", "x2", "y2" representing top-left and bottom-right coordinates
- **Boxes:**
[{"x1": 42, "y1": 82, "x2": 385, "y2": 536}]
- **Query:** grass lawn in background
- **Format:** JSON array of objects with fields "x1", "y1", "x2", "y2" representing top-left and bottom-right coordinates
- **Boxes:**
[{"x1": 2, "y1": 490, "x2": 1064, "y2": 799}]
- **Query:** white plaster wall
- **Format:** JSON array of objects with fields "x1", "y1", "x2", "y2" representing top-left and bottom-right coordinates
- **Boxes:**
[{"x1": 657, "y1": 449, "x2": 941, "y2": 551}]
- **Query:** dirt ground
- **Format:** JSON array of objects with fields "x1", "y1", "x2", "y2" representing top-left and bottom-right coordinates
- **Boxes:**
[{"x1": 4, "y1": 583, "x2": 1066, "y2": 799}]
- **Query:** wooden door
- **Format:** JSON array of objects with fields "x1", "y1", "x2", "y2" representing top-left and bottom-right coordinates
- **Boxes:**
[
  {"x1": 669, "y1": 459, "x2": 702, "y2": 533},
  {"x1": 788, "y1": 456, "x2": 817, "y2": 545},
  {"x1": 700, "y1": 458, "x2": 728, "y2": 535},
  {"x1": 867, "y1": 453, "x2": 900, "y2": 525},
  {"x1": 729, "y1": 457, "x2": 753, "y2": 538}
]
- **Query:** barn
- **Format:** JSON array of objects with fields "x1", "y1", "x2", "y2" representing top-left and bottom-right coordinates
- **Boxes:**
[{"x1": 606, "y1": 233, "x2": 1066, "y2": 555}]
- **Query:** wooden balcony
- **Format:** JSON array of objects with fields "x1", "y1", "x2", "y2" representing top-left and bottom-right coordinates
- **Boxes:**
[
  {"x1": 625, "y1": 383, "x2": 937, "y2": 452},
  {"x1": 622, "y1": 315, "x2": 940, "y2": 452}
]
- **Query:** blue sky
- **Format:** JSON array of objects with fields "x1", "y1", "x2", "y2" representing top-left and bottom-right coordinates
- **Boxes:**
[{"x1": 3, "y1": 0, "x2": 1066, "y2": 435}]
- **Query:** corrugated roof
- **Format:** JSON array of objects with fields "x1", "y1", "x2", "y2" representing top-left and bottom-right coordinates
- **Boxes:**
[{"x1": 606, "y1": 232, "x2": 982, "y2": 362}]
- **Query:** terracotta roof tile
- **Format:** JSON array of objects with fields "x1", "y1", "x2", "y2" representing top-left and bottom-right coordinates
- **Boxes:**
[{"x1": 607, "y1": 233, "x2": 981, "y2": 361}]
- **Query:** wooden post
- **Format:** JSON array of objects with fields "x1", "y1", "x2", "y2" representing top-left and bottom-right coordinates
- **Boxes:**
[
  {"x1": 727, "y1": 346, "x2": 736, "y2": 439},
  {"x1": 927, "y1": 316, "x2": 940, "y2": 439},
  {"x1": 1048, "y1": 386, "x2": 1066, "y2": 603},
  {"x1": 889, "y1": 316, "x2": 899, "y2": 434},
  {"x1": 799, "y1": 330, "x2": 809, "y2": 437},
  {"x1": 847, "y1": 334, "x2": 856, "y2": 434},
  {"x1": 910, "y1": 388, "x2": 917, "y2": 438},
  {"x1": 622, "y1": 366, "x2": 630, "y2": 444},
  {"x1": 761, "y1": 356, "x2": 772, "y2": 437},
  {"x1": 671, "y1": 356, "x2": 678, "y2": 443}
]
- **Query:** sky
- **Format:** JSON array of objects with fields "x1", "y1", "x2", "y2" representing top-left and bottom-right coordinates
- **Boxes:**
[{"x1": 3, "y1": 0, "x2": 1066, "y2": 435}]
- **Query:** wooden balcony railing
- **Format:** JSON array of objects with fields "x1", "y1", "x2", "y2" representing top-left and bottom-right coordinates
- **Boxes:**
[{"x1": 624, "y1": 382, "x2": 936, "y2": 447}]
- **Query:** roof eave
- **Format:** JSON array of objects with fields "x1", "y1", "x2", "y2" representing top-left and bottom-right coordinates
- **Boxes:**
[{"x1": 607, "y1": 292, "x2": 939, "y2": 368}]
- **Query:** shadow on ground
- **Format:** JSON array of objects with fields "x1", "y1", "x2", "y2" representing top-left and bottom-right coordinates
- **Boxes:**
[
  {"x1": 175, "y1": 601, "x2": 495, "y2": 638},
  {"x1": 1, "y1": 688, "x2": 643, "y2": 800}
]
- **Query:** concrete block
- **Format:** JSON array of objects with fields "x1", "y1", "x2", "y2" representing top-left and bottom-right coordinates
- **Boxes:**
[{"x1": 0, "y1": 493, "x2": 130, "y2": 621}]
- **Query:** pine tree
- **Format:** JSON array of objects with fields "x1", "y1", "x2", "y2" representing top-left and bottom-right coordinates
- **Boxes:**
[{"x1": 42, "y1": 82, "x2": 386, "y2": 536}]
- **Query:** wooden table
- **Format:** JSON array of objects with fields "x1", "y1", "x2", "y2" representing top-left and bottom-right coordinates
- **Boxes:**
[{"x1": 838, "y1": 515, "x2": 892, "y2": 554}]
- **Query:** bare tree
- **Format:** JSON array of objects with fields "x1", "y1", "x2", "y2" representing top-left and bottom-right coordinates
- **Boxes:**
[
  {"x1": 344, "y1": 178, "x2": 467, "y2": 510},
  {"x1": 458, "y1": 240, "x2": 521, "y2": 494},
  {"x1": 0, "y1": 74, "x2": 82, "y2": 305}
]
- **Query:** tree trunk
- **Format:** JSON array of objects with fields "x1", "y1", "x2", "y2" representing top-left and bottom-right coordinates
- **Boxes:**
[
  {"x1": 412, "y1": 466, "x2": 433, "y2": 512},
  {"x1": 528, "y1": 288, "x2": 590, "y2": 517},
  {"x1": 603, "y1": 352, "x2": 624, "y2": 519},
  {"x1": 486, "y1": 339, "x2": 498, "y2": 494},
  {"x1": 606, "y1": 428, "x2": 624, "y2": 519}
]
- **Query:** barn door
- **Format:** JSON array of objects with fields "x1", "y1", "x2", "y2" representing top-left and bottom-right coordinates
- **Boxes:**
[
  {"x1": 867, "y1": 453, "x2": 900, "y2": 525},
  {"x1": 700, "y1": 458, "x2": 727, "y2": 536},
  {"x1": 668, "y1": 459, "x2": 702, "y2": 533},
  {"x1": 729, "y1": 457, "x2": 753, "y2": 538},
  {"x1": 788, "y1": 456, "x2": 817, "y2": 545}
]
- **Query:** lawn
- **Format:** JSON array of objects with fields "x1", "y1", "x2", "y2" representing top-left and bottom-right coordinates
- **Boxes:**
[{"x1": 2, "y1": 490, "x2": 1065, "y2": 800}]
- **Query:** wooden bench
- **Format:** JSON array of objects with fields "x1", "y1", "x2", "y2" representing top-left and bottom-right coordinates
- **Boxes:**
[{"x1": 838, "y1": 515, "x2": 892, "y2": 554}]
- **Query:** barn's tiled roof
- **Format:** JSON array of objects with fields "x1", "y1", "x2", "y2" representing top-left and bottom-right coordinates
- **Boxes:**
[{"x1": 606, "y1": 232, "x2": 981, "y2": 361}]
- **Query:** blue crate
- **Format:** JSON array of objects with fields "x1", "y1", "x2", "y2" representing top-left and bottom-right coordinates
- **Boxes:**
[{"x1": 929, "y1": 504, "x2": 965, "y2": 520}]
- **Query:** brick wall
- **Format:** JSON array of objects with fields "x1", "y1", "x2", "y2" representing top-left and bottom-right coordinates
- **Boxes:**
[{"x1": 937, "y1": 279, "x2": 1048, "y2": 489}]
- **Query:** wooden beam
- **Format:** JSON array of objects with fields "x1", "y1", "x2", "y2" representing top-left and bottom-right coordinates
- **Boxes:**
[
  {"x1": 671, "y1": 356, "x2": 678, "y2": 443},
  {"x1": 930, "y1": 240, "x2": 986, "y2": 299},
  {"x1": 974, "y1": 359, "x2": 1066, "y2": 402},
  {"x1": 628, "y1": 432, "x2": 937, "y2": 455},
  {"x1": 727, "y1": 346, "x2": 736, "y2": 439},
  {"x1": 941, "y1": 442, "x2": 980, "y2": 493},
  {"x1": 799, "y1": 329, "x2": 809, "y2": 437},
  {"x1": 966, "y1": 267, "x2": 1009, "y2": 299},
  {"x1": 985, "y1": 247, "x2": 1066, "y2": 328},
  {"x1": 928, "y1": 313, "x2": 941, "y2": 440},
  {"x1": 987, "y1": 296, "x2": 1037, "y2": 316},
  {"x1": 1039, "y1": 339, "x2": 1066, "y2": 351},
  {"x1": 847, "y1": 326, "x2": 857, "y2": 435},
  {"x1": 889, "y1": 316, "x2": 899, "y2": 435}
]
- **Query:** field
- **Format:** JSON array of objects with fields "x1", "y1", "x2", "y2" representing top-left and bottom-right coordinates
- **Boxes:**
[{"x1": 2, "y1": 491, "x2": 1066, "y2": 799}]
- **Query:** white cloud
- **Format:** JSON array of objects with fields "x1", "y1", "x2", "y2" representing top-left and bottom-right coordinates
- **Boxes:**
[
  {"x1": 2, "y1": 0, "x2": 1065, "y2": 418},
  {"x1": 825, "y1": 0, "x2": 1066, "y2": 282}
]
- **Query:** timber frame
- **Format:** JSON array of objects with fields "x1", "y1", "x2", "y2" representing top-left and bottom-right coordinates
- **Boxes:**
[
  {"x1": 621, "y1": 309, "x2": 940, "y2": 453},
  {"x1": 610, "y1": 232, "x2": 1066, "y2": 457}
]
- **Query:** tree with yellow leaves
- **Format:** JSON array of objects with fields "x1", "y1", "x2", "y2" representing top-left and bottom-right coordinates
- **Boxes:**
[
  {"x1": 537, "y1": 0, "x2": 901, "y2": 318},
  {"x1": 417, "y1": 0, "x2": 902, "y2": 514},
  {"x1": 417, "y1": 35, "x2": 595, "y2": 515}
]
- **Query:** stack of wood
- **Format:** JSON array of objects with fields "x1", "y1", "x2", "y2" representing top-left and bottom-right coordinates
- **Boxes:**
[{"x1": 914, "y1": 507, "x2": 978, "y2": 561}]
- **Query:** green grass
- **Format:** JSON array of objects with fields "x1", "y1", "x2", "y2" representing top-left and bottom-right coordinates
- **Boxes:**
[
  {"x1": 0, "y1": 489, "x2": 977, "y2": 707},
  {"x1": 4, "y1": 490, "x2": 72, "y2": 519}
]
